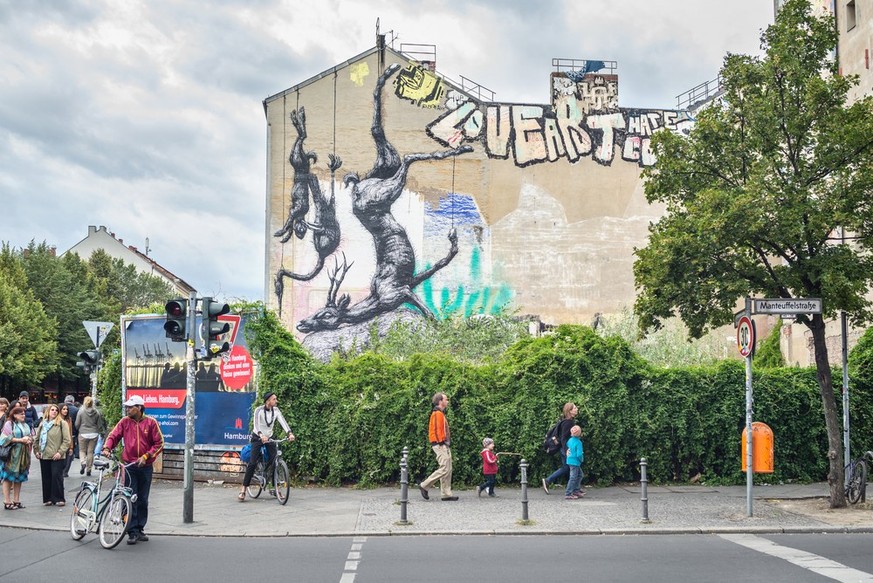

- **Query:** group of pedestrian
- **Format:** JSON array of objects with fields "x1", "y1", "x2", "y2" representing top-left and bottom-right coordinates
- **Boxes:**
[
  {"x1": 0, "y1": 392, "x2": 110, "y2": 510},
  {"x1": 417, "y1": 395, "x2": 586, "y2": 502}
]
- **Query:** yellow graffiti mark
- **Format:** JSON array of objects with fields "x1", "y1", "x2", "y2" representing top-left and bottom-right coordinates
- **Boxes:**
[
  {"x1": 350, "y1": 62, "x2": 370, "y2": 87},
  {"x1": 394, "y1": 64, "x2": 445, "y2": 108}
]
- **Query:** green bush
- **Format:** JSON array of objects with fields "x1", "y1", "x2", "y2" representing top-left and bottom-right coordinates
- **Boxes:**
[{"x1": 242, "y1": 312, "x2": 864, "y2": 488}]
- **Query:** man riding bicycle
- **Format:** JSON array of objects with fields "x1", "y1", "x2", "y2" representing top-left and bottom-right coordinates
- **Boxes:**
[{"x1": 239, "y1": 392, "x2": 294, "y2": 502}]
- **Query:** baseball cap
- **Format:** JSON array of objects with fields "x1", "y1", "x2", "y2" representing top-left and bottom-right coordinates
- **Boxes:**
[
  {"x1": 18, "y1": 391, "x2": 29, "y2": 398},
  {"x1": 123, "y1": 395, "x2": 145, "y2": 407}
]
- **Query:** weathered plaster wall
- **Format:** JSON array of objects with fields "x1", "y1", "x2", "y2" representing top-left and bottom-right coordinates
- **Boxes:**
[{"x1": 265, "y1": 48, "x2": 688, "y2": 341}]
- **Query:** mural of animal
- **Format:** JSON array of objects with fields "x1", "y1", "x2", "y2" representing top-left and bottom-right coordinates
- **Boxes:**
[
  {"x1": 297, "y1": 63, "x2": 473, "y2": 334},
  {"x1": 274, "y1": 154, "x2": 343, "y2": 314},
  {"x1": 274, "y1": 107, "x2": 316, "y2": 243}
]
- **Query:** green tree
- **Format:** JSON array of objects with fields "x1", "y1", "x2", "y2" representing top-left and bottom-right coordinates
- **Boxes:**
[
  {"x1": 20, "y1": 241, "x2": 108, "y2": 382},
  {"x1": 634, "y1": 0, "x2": 873, "y2": 507},
  {"x1": 85, "y1": 249, "x2": 173, "y2": 313},
  {"x1": 0, "y1": 246, "x2": 58, "y2": 386},
  {"x1": 755, "y1": 320, "x2": 786, "y2": 368}
]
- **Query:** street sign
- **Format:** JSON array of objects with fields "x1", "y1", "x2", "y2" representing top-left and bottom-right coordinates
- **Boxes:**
[
  {"x1": 83, "y1": 321, "x2": 114, "y2": 348},
  {"x1": 737, "y1": 316, "x2": 755, "y2": 358},
  {"x1": 753, "y1": 298, "x2": 822, "y2": 315}
]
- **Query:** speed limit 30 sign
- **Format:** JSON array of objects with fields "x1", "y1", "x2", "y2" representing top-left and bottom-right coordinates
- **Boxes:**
[{"x1": 736, "y1": 316, "x2": 756, "y2": 358}]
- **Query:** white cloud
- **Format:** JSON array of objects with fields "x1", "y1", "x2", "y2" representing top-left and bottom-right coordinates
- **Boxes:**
[{"x1": 0, "y1": 0, "x2": 775, "y2": 301}]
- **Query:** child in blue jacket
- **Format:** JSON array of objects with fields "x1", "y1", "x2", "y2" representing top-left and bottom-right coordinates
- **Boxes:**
[{"x1": 565, "y1": 425, "x2": 585, "y2": 500}]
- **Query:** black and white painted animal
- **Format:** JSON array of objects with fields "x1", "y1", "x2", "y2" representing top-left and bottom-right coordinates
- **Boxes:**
[{"x1": 297, "y1": 63, "x2": 472, "y2": 333}]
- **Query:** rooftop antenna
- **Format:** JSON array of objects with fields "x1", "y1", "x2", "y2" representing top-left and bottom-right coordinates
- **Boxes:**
[{"x1": 144, "y1": 237, "x2": 151, "y2": 256}]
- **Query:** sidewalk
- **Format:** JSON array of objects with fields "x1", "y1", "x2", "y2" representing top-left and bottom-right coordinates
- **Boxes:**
[{"x1": 2, "y1": 468, "x2": 872, "y2": 537}]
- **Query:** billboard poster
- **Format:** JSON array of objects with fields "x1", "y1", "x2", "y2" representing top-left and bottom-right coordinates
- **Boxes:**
[{"x1": 120, "y1": 312, "x2": 257, "y2": 449}]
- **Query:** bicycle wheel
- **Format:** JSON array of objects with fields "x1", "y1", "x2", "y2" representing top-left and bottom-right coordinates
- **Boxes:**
[
  {"x1": 70, "y1": 488, "x2": 92, "y2": 540},
  {"x1": 98, "y1": 494, "x2": 131, "y2": 549},
  {"x1": 274, "y1": 460, "x2": 290, "y2": 505},
  {"x1": 246, "y1": 462, "x2": 264, "y2": 498},
  {"x1": 847, "y1": 459, "x2": 867, "y2": 504}
]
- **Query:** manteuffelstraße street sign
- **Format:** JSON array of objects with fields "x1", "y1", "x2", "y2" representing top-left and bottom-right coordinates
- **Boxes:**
[{"x1": 753, "y1": 298, "x2": 822, "y2": 315}]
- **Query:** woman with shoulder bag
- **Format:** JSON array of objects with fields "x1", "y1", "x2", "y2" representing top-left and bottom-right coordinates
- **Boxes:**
[{"x1": 0, "y1": 407, "x2": 35, "y2": 510}]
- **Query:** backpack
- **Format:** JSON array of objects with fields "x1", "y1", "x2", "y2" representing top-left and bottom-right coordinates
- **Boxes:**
[{"x1": 543, "y1": 419, "x2": 563, "y2": 455}]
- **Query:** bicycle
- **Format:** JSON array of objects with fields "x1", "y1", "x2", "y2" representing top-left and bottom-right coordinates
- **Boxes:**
[
  {"x1": 845, "y1": 450, "x2": 873, "y2": 505},
  {"x1": 69, "y1": 455, "x2": 138, "y2": 549},
  {"x1": 245, "y1": 439, "x2": 291, "y2": 505}
]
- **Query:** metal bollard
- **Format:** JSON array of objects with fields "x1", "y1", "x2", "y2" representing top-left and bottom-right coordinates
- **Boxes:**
[
  {"x1": 399, "y1": 446, "x2": 409, "y2": 524},
  {"x1": 639, "y1": 457, "x2": 650, "y2": 524},
  {"x1": 520, "y1": 458, "x2": 529, "y2": 521}
]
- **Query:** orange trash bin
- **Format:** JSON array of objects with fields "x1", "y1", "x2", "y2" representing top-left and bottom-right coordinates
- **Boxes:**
[{"x1": 741, "y1": 422, "x2": 774, "y2": 473}]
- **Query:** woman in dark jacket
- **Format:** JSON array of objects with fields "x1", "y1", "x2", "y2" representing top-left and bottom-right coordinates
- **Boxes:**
[{"x1": 541, "y1": 402, "x2": 578, "y2": 494}]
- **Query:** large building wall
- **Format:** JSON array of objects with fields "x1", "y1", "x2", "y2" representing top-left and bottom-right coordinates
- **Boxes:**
[{"x1": 264, "y1": 47, "x2": 689, "y2": 343}]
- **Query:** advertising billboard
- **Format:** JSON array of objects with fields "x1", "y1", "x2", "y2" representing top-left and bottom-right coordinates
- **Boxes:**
[{"x1": 120, "y1": 312, "x2": 257, "y2": 449}]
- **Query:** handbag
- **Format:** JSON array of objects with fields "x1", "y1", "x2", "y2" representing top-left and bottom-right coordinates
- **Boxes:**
[
  {"x1": 239, "y1": 443, "x2": 252, "y2": 464},
  {"x1": 0, "y1": 443, "x2": 12, "y2": 462}
]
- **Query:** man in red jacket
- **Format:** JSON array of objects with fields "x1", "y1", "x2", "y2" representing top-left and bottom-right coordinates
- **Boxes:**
[
  {"x1": 418, "y1": 392, "x2": 458, "y2": 501},
  {"x1": 102, "y1": 395, "x2": 164, "y2": 545}
]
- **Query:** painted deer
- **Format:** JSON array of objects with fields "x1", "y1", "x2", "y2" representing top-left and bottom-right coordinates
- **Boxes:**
[{"x1": 297, "y1": 63, "x2": 473, "y2": 333}]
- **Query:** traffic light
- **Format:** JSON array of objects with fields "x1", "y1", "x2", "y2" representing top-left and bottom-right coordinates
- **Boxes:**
[
  {"x1": 77, "y1": 350, "x2": 100, "y2": 373},
  {"x1": 201, "y1": 296, "x2": 230, "y2": 358},
  {"x1": 164, "y1": 298, "x2": 188, "y2": 342}
]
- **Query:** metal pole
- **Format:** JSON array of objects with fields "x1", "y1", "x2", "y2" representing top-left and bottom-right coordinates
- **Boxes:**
[
  {"x1": 92, "y1": 327, "x2": 101, "y2": 401},
  {"x1": 841, "y1": 310, "x2": 850, "y2": 469},
  {"x1": 520, "y1": 459, "x2": 529, "y2": 521},
  {"x1": 640, "y1": 458, "x2": 650, "y2": 523},
  {"x1": 183, "y1": 292, "x2": 197, "y2": 524},
  {"x1": 399, "y1": 446, "x2": 409, "y2": 524},
  {"x1": 745, "y1": 297, "x2": 754, "y2": 517}
]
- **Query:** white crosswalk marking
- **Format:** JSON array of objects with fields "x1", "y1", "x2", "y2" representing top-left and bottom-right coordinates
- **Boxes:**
[
  {"x1": 340, "y1": 537, "x2": 368, "y2": 583},
  {"x1": 719, "y1": 534, "x2": 873, "y2": 583}
]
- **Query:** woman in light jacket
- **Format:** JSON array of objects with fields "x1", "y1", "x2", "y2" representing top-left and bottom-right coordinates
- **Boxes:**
[
  {"x1": 34, "y1": 404, "x2": 71, "y2": 506},
  {"x1": 74, "y1": 396, "x2": 104, "y2": 476}
]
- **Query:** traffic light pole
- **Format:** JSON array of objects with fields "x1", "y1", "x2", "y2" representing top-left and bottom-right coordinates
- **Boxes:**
[{"x1": 183, "y1": 291, "x2": 197, "y2": 524}]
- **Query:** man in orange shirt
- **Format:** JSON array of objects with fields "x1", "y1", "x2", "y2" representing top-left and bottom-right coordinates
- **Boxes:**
[{"x1": 418, "y1": 392, "x2": 458, "y2": 501}]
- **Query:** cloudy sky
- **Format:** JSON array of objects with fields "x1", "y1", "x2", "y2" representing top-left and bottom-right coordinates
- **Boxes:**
[{"x1": 1, "y1": 0, "x2": 774, "y2": 302}]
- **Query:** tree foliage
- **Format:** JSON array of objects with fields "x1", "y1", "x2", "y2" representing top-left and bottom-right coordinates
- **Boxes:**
[
  {"x1": 634, "y1": 0, "x2": 873, "y2": 506},
  {"x1": 0, "y1": 244, "x2": 57, "y2": 384}
]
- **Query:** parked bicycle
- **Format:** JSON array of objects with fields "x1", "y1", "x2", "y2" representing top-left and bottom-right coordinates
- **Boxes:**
[
  {"x1": 245, "y1": 439, "x2": 291, "y2": 505},
  {"x1": 69, "y1": 455, "x2": 138, "y2": 549},
  {"x1": 845, "y1": 450, "x2": 873, "y2": 504}
]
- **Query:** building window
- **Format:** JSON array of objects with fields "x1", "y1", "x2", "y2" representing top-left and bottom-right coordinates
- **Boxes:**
[{"x1": 846, "y1": 0, "x2": 857, "y2": 31}]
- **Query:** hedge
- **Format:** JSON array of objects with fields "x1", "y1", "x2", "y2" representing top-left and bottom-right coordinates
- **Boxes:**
[{"x1": 243, "y1": 310, "x2": 873, "y2": 487}]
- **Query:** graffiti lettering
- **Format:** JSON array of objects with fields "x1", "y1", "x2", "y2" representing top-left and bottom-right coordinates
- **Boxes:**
[{"x1": 427, "y1": 100, "x2": 693, "y2": 168}]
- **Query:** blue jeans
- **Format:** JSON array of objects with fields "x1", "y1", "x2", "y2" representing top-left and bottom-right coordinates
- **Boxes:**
[
  {"x1": 546, "y1": 452, "x2": 569, "y2": 486},
  {"x1": 566, "y1": 465, "x2": 582, "y2": 496},
  {"x1": 479, "y1": 474, "x2": 496, "y2": 495},
  {"x1": 126, "y1": 464, "x2": 153, "y2": 534}
]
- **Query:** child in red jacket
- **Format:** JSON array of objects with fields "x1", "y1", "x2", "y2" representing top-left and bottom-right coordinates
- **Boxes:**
[{"x1": 477, "y1": 437, "x2": 499, "y2": 497}]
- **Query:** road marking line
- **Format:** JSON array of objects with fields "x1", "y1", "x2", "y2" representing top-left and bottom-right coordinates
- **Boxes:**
[
  {"x1": 719, "y1": 534, "x2": 873, "y2": 583},
  {"x1": 348, "y1": 551, "x2": 361, "y2": 560},
  {"x1": 344, "y1": 561, "x2": 359, "y2": 571},
  {"x1": 339, "y1": 574, "x2": 356, "y2": 583},
  {"x1": 351, "y1": 543, "x2": 363, "y2": 551},
  {"x1": 353, "y1": 537, "x2": 367, "y2": 543}
]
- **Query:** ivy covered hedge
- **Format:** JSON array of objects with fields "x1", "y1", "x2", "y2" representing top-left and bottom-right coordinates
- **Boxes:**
[{"x1": 242, "y1": 309, "x2": 873, "y2": 488}]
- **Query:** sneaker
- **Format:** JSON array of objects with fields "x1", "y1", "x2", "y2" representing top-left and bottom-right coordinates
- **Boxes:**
[
  {"x1": 564, "y1": 494, "x2": 579, "y2": 500},
  {"x1": 488, "y1": 492, "x2": 498, "y2": 498},
  {"x1": 440, "y1": 496, "x2": 459, "y2": 501},
  {"x1": 80, "y1": 465, "x2": 85, "y2": 475},
  {"x1": 137, "y1": 532, "x2": 149, "y2": 542},
  {"x1": 572, "y1": 490, "x2": 586, "y2": 497},
  {"x1": 476, "y1": 486, "x2": 482, "y2": 498},
  {"x1": 542, "y1": 478, "x2": 550, "y2": 495},
  {"x1": 418, "y1": 485, "x2": 429, "y2": 500},
  {"x1": 126, "y1": 532, "x2": 138, "y2": 545}
]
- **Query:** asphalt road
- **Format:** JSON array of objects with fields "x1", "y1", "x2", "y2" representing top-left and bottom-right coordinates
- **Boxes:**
[{"x1": 2, "y1": 529, "x2": 872, "y2": 582}]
